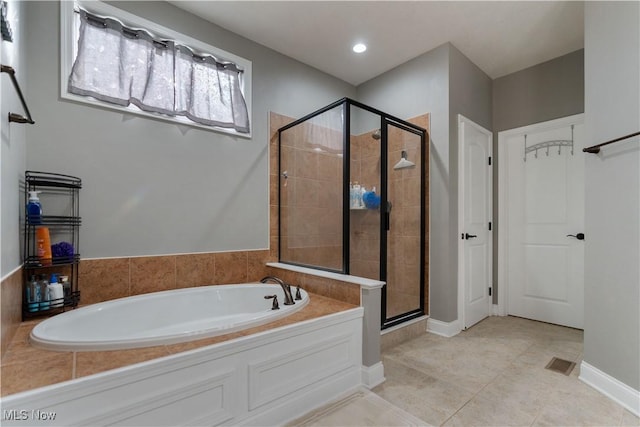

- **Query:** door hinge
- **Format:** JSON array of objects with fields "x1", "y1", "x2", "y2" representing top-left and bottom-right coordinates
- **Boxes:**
[
  {"x1": 489, "y1": 287, "x2": 492, "y2": 296},
  {"x1": 488, "y1": 156, "x2": 492, "y2": 166},
  {"x1": 488, "y1": 221, "x2": 492, "y2": 231}
]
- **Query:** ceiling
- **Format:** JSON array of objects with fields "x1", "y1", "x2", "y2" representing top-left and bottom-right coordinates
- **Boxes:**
[{"x1": 169, "y1": 1, "x2": 584, "y2": 86}]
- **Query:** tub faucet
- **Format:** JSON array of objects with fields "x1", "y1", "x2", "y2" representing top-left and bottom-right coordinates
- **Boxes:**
[{"x1": 260, "y1": 276, "x2": 295, "y2": 305}]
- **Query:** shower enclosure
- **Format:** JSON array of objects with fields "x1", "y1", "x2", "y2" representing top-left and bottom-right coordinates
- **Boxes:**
[{"x1": 278, "y1": 98, "x2": 427, "y2": 328}]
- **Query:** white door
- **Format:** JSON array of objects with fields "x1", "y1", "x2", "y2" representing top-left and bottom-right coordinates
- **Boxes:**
[
  {"x1": 499, "y1": 115, "x2": 584, "y2": 329},
  {"x1": 458, "y1": 115, "x2": 493, "y2": 329}
]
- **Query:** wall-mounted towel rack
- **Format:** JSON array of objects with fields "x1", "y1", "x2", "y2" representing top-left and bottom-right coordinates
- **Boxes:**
[
  {"x1": 583, "y1": 131, "x2": 639, "y2": 154},
  {"x1": 1, "y1": 64, "x2": 35, "y2": 124}
]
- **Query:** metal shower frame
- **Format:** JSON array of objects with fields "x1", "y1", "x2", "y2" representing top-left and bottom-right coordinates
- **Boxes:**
[{"x1": 277, "y1": 97, "x2": 427, "y2": 329}]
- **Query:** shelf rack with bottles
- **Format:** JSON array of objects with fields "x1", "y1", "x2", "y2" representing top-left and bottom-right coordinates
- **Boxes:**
[{"x1": 23, "y1": 171, "x2": 81, "y2": 318}]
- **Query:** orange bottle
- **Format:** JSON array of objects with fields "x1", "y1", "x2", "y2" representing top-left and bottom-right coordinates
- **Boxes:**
[{"x1": 36, "y1": 227, "x2": 52, "y2": 266}]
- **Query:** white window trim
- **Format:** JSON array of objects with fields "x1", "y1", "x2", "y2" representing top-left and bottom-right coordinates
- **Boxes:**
[{"x1": 60, "y1": 0, "x2": 252, "y2": 138}]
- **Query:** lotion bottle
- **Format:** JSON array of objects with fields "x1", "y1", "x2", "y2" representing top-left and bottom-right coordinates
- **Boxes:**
[
  {"x1": 26, "y1": 191, "x2": 42, "y2": 224},
  {"x1": 39, "y1": 275, "x2": 50, "y2": 310},
  {"x1": 48, "y1": 273, "x2": 64, "y2": 307}
]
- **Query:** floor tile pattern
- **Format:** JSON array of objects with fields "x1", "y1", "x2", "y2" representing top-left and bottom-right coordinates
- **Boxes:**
[{"x1": 300, "y1": 316, "x2": 639, "y2": 426}]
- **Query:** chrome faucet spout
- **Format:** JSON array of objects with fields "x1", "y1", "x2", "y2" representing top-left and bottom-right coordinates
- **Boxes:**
[{"x1": 260, "y1": 276, "x2": 295, "y2": 305}]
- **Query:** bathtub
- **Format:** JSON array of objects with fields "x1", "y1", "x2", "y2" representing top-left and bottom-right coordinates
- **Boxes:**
[{"x1": 30, "y1": 283, "x2": 309, "y2": 351}]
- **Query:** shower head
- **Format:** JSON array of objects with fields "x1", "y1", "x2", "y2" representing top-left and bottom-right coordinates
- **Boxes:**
[
  {"x1": 393, "y1": 150, "x2": 415, "y2": 170},
  {"x1": 372, "y1": 129, "x2": 381, "y2": 140}
]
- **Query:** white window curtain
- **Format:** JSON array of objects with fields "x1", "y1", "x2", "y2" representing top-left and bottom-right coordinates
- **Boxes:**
[{"x1": 68, "y1": 9, "x2": 250, "y2": 133}]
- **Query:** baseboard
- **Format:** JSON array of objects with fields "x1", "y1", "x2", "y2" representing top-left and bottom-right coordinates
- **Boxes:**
[
  {"x1": 579, "y1": 361, "x2": 640, "y2": 417},
  {"x1": 492, "y1": 304, "x2": 501, "y2": 316},
  {"x1": 426, "y1": 318, "x2": 461, "y2": 338},
  {"x1": 361, "y1": 362, "x2": 385, "y2": 389}
]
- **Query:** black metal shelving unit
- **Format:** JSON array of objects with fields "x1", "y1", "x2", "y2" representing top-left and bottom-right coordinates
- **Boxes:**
[{"x1": 23, "y1": 171, "x2": 81, "y2": 318}]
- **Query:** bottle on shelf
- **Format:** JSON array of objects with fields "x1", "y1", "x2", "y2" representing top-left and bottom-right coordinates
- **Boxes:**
[
  {"x1": 26, "y1": 191, "x2": 42, "y2": 224},
  {"x1": 39, "y1": 275, "x2": 50, "y2": 311},
  {"x1": 36, "y1": 227, "x2": 52, "y2": 266},
  {"x1": 48, "y1": 274, "x2": 64, "y2": 307},
  {"x1": 26, "y1": 275, "x2": 40, "y2": 312},
  {"x1": 59, "y1": 275, "x2": 71, "y2": 298}
]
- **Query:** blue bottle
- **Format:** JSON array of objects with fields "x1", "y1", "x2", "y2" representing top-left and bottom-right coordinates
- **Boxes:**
[
  {"x1": 26, "y1": 275, "x2": 40, "y2": 312},
  {"x1": 26, "y1": 191, "x2": 42, "y2": 224}
]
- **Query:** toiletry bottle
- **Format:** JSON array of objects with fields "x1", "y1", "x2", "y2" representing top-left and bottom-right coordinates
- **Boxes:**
[
  {"x1": 36, "y1": 227, "x2": 52, "y2": 266},
  {"x1": 350, "y1": 182, "x2": 356, "y2": 208},
  {"x1": 353, "y1": 182, "x2": 360, "y2": 208},
  {"x1": 26, "y1": 191, "x2": 42, "y2": 224},
  {"x1": 59, "y1": 275, "x2": 71, "y2": 298},
  {"x1": 48, "y1": 273, "x2": 64, "y2": 307},
  {"x1": 39, "y1": 275, "x2": 50, "y2": 310},
  {"x1": 26, "y1": 275, "x2": 40, "y2": 312},
  {"x1": 360, "y1": 186, "x2": 366, "y2": 208}
]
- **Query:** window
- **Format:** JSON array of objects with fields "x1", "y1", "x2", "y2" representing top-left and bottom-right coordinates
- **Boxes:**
[{"x1": 61, "y1": 1, "x2": 252, "y2": 137}]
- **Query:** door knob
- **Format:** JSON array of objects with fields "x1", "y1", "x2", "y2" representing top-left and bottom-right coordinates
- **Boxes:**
[
  {"x1": 465, "y1": 233, "x2": 477, "y2": 240},
  {"x1": 566, "y1": 233, "x2": 585, "y2": 240}
]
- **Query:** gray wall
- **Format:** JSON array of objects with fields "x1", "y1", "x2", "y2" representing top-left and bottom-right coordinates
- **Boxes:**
[
  {"x1": 492, "y1": 49, "x2": 584, "y2": 302},
  {"x1": 583, "y1": 2, "x2": 640, "y2": 391},
  {"x1": 357, "y1": 43, "x2": 450, "y2": 321},
  {"x1": 448, "y1": 46, "x2": 493, "y2": 318},
  {"x1": 1, "y1": 0, "x2": 27, "y2": 278},
  {"x1": 357, "y1": 43, "x2": 492, "y2": 323},
  {"x1": 493, "y1": 50, "x2": 584, "y2": 133},
  {"x1": 23, "y1": 1, "x2": 355, "y2": 259}
]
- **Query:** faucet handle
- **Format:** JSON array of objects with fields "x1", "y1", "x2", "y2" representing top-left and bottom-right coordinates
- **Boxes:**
[
  {"x1": 264, "y1": 295, "x2": 279, "y2": 310},
  {"x1": 295, "y1": 286, "x2": 302, "y2": 300}
]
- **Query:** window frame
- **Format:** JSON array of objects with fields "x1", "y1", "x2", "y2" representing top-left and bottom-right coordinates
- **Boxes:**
[{"x1": 60, "y1": 0, "x2": 252, "y2": 138}]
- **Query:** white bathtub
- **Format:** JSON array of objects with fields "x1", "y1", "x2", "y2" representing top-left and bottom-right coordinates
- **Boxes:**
[{"x1": 30, "y1": 283, "x2": 309, "y2": 351}]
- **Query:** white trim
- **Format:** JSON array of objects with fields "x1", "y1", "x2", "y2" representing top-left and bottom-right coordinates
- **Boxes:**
[
  {"x1": 579, "y1": 361, "x2": 640, "y2": 417},
  {"x1": 492, "y1": 304, "x2": 501, "y2": 316},
  {"x1": 426, "y1": 318, "x2": 461, "y2": 337},
  {"x1": 267, "y1": 262, "x2": 385, "y2": 290},
  {"x1": 59, "y1": 1, "x2": 252, "y2": 138},
  {"x1": 457, "y1": 115, "x2": 493, "y2": 329},
  {"x1": 497, "y1": 113, "x2": 584, "y2": 317},
  {"x1": 361, "y1": 362, "x2": 385, "y2": 389}
]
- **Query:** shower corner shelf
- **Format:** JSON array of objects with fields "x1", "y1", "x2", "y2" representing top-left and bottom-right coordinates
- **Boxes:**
[{"x1": 22, "y1": 171, "x2": 82, "y2": 319}]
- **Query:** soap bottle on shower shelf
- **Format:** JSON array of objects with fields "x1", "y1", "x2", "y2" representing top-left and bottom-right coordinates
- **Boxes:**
[
  {"x1": 349, "y1": 182, "x2": 354, "y2": 208},
  {"x1": 39, "y1": 275, "x2": 50, "y2": 310},
  {"x1": 352, "y1": 182, "x2": 361, "y2": 208},
  {"x1": 26, "y1": 275, "x2": 40, "y2": 312},
  {"x1": 48, "y1": 273, "x2": 64, "y2": 307},
  {"x1": 360, "y1": 186, "x2": 367, "y2": 208},
  {"x1": 26, "y1": 191, "x2": 42, "y2": 224}
]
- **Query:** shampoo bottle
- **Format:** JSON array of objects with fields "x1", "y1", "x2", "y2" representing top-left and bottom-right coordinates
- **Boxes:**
[
  {"x1": 36, "y1": 227, "x2": 52, "y2": 266},
  {"x1": 26, "y1": 191, "x2": 42, "y2": 224},
  {"x1": 48, "y1": 273, "x2": 64, "y2": 307},
  {"x1": 26, "y1": 275, "x2": 40, "y2": 312},
  {"x1": 39, "y1": 275, "x2": 50, "y2": 310}
]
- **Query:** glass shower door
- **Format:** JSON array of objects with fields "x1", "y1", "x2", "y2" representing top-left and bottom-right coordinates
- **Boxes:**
[
  {"x1": 278, "y1": 103, "x2": 345, "y2": 272},
  {"x1": 383, "y1": 119, "x2": 425, "y2": 326}
]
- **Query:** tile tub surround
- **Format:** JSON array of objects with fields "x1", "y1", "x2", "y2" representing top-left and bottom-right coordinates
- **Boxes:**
[
  {"x1": 0, "y1": 292, "x2": 356, "y2": 397},
  {"x1": 78, "y1": 250, "x2": 273, "y2": 305}
]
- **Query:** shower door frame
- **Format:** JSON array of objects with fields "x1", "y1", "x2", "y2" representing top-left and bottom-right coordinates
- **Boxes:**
[
  {"x1": 380, "y1": 118, "x2": 427, "y2": 330},
  {"x1": 277, "y1": 98, "x2": 427, "y2": 328}
]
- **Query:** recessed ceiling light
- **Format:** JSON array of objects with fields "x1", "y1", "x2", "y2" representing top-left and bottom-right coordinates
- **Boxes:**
[{"x1": 352, "y1": 43, "x2": 367, "y2": 53}]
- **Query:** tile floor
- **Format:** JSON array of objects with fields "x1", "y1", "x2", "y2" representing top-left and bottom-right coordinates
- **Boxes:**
[{"x1": 298, "y1": 316, "x2": 639, "y2": 426}]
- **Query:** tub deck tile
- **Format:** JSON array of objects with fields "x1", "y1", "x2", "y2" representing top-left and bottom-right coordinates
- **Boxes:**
[{"x1": 1, "y1": 292, "x2": 357, "y2": 397}]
